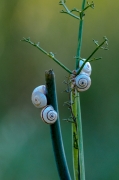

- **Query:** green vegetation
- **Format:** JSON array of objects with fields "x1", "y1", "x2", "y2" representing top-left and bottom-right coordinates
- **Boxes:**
[{"x1": 0, "y1": 1, "x2": 119, "y2": 180}]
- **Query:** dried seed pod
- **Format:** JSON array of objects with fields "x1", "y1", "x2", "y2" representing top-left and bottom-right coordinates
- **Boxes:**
[
  {"x1": 31, "y1": 90, "x2": 47, "y2": 108},
  {"x1": 41, "y1": 105, "x2": 58, "y2": 124},
  {"x1": 79, "y1": 59, "x2": 92, "y2": 76},
  {"x1": 75, "y1": 74, "x2": 91, "y2": 92}
]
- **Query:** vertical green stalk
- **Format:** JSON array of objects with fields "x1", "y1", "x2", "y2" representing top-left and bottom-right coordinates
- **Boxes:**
[
  {"x1": 72, "y1": 0, "x2": 86, "y2": 180},
  {"x1": 76, "y1": 0, "x2": 86, "y2": 68},
  {"x1": 45, "y1": 70, "x2": 71, "y2": 180},
  {"x1": 77, "y1": 94, "x2": 85, "y2": 180},
  {"x1": 71, "y1": 89, "x2": 79, "y2": 180}
]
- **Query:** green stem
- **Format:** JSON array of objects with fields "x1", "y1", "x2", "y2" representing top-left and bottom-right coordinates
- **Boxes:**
[
  {"x1": 60, "y1": 1, "x2": 80, "y2": 20},
  {"x1": 81, "y1": 2, "x2": 94, "y2": 14},
  {"x1": 71, "y1": 90, "x2": 79, "y2": 180},
  {"x1": 76, "y1": 0, "x2": 86, "y2": 69},
  {"x1": 77, "y1": 38, "x2": 107, "y2": 75},
  {"x1": 77, "y1": 94, "x2": 85, "y2": 180},
  {"x1": 60, "y1": 10, "x2": 80, "y2": 20},
  {"x1": 22, "y1": 38, "x2": 72, "y2": 74},
  {"x1": 45, "y1": 70, "x2": 71, "y2": 180},
  {"x1": 72, "y1": 0, "x2": 86, "y2": 180}
]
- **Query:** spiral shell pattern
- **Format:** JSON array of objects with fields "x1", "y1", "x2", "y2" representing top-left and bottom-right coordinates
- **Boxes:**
[
  {"x1": 75, "y1": 74, "x2": 91, "y2": 92},
  {"x1": 31, "y1": 91, "x2": 47, "y2": 108},
  {"x1": 41, "y1": 105, "x2": 57, "y2": 124},
  {"x1": 79, "y1": 59, "x2": 92, "y2": 76}
]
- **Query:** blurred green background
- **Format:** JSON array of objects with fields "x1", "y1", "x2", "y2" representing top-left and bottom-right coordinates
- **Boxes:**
[{"x1": 0, "y1": 0, "x2": 119, "y2": 179}]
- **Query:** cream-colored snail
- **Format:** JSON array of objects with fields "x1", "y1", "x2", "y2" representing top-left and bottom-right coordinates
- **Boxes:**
[
  {"x1": 41, "y1": 105, "x2": 58, "y2": 124},
  {"x1": 79, "y1": 59, "x2": 92, "y2": 76},
  {"x1": 75, "y1": 73, "x2": 91, "y2": 92},
  {"x1": 31, "y1": 86, "x2": 47, "y2": 108},
  {"x1": 32, "y1": 85, "x2": 47, "y2": 95}
]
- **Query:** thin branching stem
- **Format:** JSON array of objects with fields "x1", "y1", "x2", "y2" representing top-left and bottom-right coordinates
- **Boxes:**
[
  {"x1": 22, "y1": 37, "x2": 72, "y2": 74},
  {"x1": 81, "y1": 1, "x2": 94, "y2": 12},
  {"x1": 88, "y1": 57, "x2": 102, "y2": 62},
  {"x1": 79, "y1": 1, "x2": 94, "y2": 19},
  {"x1": 77, "y1": 37, "x2": 108, "y2": 75},
  {"x1": 59, "y1": 0, "x2": 94, "y2": 20},
  {"x1": 59, "y1": 0, "x2": 80, "y2": 20}
]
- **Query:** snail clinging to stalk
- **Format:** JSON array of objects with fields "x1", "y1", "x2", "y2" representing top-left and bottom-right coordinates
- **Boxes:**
[
  {"x1": 31, "y1": 85, "x2": 58, "y2": 124},
  {"x1": 31, "y1": 85, "x2": 47, "y2": 108}
]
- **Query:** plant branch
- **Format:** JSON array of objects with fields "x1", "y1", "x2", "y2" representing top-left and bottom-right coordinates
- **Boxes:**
[
  {"x1": 80, "y1": 1, "x2": 94, "y2": 19},
  {"x1": 59, "y1": 1, "x2": 94, "y2": 20},
  {"x1": 82, "y1": 1, "x2": 94, "y2": 12},
  {"x1": 77, "y1": 36, "x2": 108, "y2": 75},
  {"x1": 21, "y1": 37, "x2": 72, "y2": 74},
  {"x1": 88, "y1": 57, "x2": 102, "y2": 62},
  {"x1": 59, "y1": 0, "x2": 80, "y2": 20}
]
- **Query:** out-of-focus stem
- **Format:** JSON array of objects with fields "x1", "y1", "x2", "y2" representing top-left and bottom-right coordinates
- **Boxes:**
[{"x1": 45, "y1": 70, "x2": 72, "y2": 180}]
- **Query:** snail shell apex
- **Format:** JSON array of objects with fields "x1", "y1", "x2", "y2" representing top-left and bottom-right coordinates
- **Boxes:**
[
  {"x1": 32, "y1": 85, "x2": 47, "y2": 95},
  {"x1": 79, "y1": 59, "x2": 92, "y2": 76},
  {"x1": 41, "y1": 105, "x2": 57, "y2": 124},
  {"x1": 31, "y1": 91, "x2": 47, "y2": 108},
  {"x1": 75, "y1": 74, "x2": 91, "y2": 92}
]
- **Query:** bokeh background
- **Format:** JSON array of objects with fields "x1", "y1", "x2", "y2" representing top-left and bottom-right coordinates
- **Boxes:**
[{"x1": 0, "y1": 0, "x2": 119, "y2": 179}]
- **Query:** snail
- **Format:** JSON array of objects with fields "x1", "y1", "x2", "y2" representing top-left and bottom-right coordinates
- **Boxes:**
[
  {"x1": 31, "y1": 90, "x2": 47, "y2": 108},
  {"x1": 79, "y1": 59, "x2": 92, "y2": 76},
  {"x1": 32, "y1": 85, "x2": 47, "y2": 95},
  {"x1": 75, "y1": 73, "x2": 91, "y2": 92},
  {"x1": 41, "y1": 105, "x2": 58, "y2": 124}
]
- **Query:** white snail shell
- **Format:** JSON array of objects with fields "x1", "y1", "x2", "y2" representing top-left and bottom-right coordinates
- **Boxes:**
[
  {"x1": 75, "y1": 74, "x2": 91, "y2": 92},
  {"x1": 41, "y1": 105, "x2": 58, "y2": 124},
  {"x1": 79, "y1": 59, "x2": 92, "y2": 76},
  {"x1": 31, "y1": 91, "x2": 47, "y2": 108},
  {"x1": 32, "y1": 85, "x2": 47, "y2": 95}
]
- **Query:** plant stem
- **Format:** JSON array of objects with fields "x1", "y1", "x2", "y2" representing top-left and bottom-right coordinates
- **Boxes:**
[
  {"x1": 71, "y1": 90, "x2": 85, "y2": 180},
  {"x1": 76, "y1": 0, "x2": 86, "y2": 69},
  {"x1": 77, "y1": 94, "x2": 85, "y2": 180},
  {"x1": 81, "y1": 2, "x2": 94, "y2": 14},
  {"x1": 72, "y1": 0, "x2": 86, "y2": 180},
  {"x1": 60, "y1": 0, "x2": 80, "y2": 20},
  {"x1": 77, "y1": 38, "x2": 107, "y2": 75},
  {"x1": 22, "y1": 38, "x2": 72, "y2": 74},
  {"x1": 45, "y1": 70, "x2": 71, "y2": 180},
  {"x1": 71, "y1": 90, "x2": 79, "y2": 180}
]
